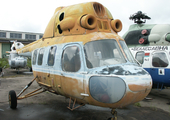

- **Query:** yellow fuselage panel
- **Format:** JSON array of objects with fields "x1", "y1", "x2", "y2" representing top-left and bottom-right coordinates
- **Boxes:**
[
  {"x1": 17, "y1": 32, "x2": 123, "y2": 54},
  {"x1": 34, "y1": 71, "x2": 151, "y2": 108}
]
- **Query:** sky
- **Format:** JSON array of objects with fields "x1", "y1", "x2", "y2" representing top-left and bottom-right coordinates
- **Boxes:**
[{"x1": 1, "y1": 0, "x2": 170, "y2": 36}]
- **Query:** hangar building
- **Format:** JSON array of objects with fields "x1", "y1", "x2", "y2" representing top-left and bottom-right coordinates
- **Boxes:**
[{"x1": 0, "y1": 30, "x2": 43, "y2": 58}]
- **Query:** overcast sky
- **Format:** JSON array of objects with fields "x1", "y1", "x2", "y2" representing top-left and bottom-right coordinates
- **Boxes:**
[{"x1": 1, "y1": 0, "x2": 170, "y2": 36}]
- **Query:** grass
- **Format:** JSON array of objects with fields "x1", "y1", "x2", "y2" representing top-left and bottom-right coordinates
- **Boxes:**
[
  {"x1": 27, "y1": 58, "x2": 32, "y2": 68},
  {"x1": 0, "y1": 58, "x2": 10, "y2": 68},
  {"x1": 134, "y1": 102, "x2": 141, "y2": 107}
]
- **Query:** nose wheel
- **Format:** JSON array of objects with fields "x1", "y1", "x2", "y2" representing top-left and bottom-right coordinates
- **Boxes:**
[{"x1": 108, "y1": 109, "x2": 117, "y2": 120}]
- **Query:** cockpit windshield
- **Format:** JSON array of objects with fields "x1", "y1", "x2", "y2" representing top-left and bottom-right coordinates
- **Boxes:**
[
  {"x1": 119, "y1": 40, "x2": 136, "y2": 63},
  {"x1": 84, "y1": 39, "x2": 126, "y2": 68}
]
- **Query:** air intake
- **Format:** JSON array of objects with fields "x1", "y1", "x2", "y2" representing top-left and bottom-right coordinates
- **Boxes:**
[
  {"x1": 111, "y1": 19, "x2": 122, "y2": 33},
  {"x1": 80, "y1": 14, "x2": 97, "y2": 30}
]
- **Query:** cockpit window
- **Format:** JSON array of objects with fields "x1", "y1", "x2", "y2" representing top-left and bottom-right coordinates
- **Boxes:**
[
  {"x1": 152, "y1": 52, "x2": 168, "y2": 67},
  {"x1": 84, "y1": 39, "x2": 126, "y2": 68},
  {"x1": 135, "y1": 51, "x2": 145, "y2": 64},
  {"x1": 119, "y1": 40, "x2": 136, "y2": 63},
  {"x1": 61, "y1": 46, "x2": 81, "y2": 72}
]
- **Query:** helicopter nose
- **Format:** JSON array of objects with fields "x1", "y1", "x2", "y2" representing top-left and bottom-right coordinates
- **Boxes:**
[
  {"x1": 89, "y1": 75, "x2": 152, "y2": 105},
  {"x1": 114, "y1": 75, "x2": 152, "y2": 107},
  {"x1": 89, "y1": 76, "x2": 126, "y2": 103},
  {"x1": 128, "y1": 80, "x2": 152, "y2": 92},
  {"x1": 125, "y1": 75, "x2": 152, "y2": 103}
]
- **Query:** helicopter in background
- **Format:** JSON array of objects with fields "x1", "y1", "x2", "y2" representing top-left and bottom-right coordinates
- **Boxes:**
[
  {"x1": 6, "y1": 41, "x2": 30, "y2": 73},
  {"x1": 123, "y1": 11, "x2": 170, "y2": 89},
  {"x1": 8, "y1": 3, "x2": 152, "y2": 120}
]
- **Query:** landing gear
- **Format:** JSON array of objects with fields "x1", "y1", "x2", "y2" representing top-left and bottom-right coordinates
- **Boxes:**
[
  {"x1": 9, "y1": 90, "x2": 17, "y2": 109},
  {"x1": 8, "y1": 76, "x2": 46, "y2": 109},
  {"x1": 29, "y1": 67, "x2": 32, "y2": 72},
  {"x1": 16, "y1": 69, "x2": 19, "y2": 74},
  {"x1": 108, "y1": 109, "x2": 117, "y2": 120},
  {"x1": 67, "y1": 97, "x2": 85, "y2": 111}
]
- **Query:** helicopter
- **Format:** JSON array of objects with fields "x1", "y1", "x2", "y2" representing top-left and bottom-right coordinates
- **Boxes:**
[
  {"x1": 8, "y1": 3, "x2": 152, "y2": 120},
  {"x1": 123, "y1": 11, "x2": 170, "y2": 89},
  {"x1": 6, "y1": 41, "x2": 30, "y2": 74}
]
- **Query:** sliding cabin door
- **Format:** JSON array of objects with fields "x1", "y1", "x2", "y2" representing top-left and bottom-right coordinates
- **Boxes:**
[{"x1": 60, "y1": 44, "x2": 85, "y2": 99}]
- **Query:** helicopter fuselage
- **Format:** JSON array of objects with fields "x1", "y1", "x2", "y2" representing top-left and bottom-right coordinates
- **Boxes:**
[{"x1": 30, "y1": 32, "x2": 152, "y2": 108}]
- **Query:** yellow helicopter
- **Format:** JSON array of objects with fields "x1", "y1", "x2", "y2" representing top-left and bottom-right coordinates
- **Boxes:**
[{"x1": 8, "y1": 2, "x2": 152, "y2": 120}]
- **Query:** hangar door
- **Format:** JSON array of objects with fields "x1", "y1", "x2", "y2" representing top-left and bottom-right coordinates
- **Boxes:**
[{"x1": 2, "y1": 43, "x2": 10, "y2": 58}]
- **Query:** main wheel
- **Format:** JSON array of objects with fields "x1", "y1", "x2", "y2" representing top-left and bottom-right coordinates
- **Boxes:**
[
  {"x1": 29, "y1": 67, "x2": 32, "y2": 72},
  {"x1": 9, "y1": 90, "x2": 17, "y2": 109}
]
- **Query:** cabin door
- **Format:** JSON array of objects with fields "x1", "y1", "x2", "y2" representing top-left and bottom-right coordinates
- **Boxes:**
[
  {"x1": 60, "y1": 44, "x2": 85, "y2": 99},
  {"x1": 150, "y1": 51, "x2": 170, "y2": 86}
]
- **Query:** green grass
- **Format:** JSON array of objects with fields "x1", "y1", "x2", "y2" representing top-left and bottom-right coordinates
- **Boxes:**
[
  {"x1": 0, "y1": 58, "x2": 10, "y2": 68},
  {"x1": 134, "y1": 102, "x2": 141, "y2": 107},
  {"x1": 27, "y1": 58, "x2": 32, "y2": 68}
]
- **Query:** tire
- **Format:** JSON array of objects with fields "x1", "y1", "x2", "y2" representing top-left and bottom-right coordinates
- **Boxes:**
[
  {"x1": 9, "y1": 90, "x2": 17, "y2": 109},
  {"x1": 29, "y1": 67, "x2": 32, "y2": 72}
]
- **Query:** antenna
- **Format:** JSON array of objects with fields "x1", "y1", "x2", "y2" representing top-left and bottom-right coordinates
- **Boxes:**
[{"x1": 129, "y1": 11, "x2": 151, "y2": 24}]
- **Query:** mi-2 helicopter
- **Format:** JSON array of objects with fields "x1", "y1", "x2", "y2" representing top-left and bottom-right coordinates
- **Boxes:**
[
  {"x1": 6, "y1": 41, "x2": 28, "y2": 73},
  {"x1": 8, "y1": 2, "x2": 152, "y2": 120},
  {"x1": 123, "y1": 11, "x2": 170, "y2": 89}
]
